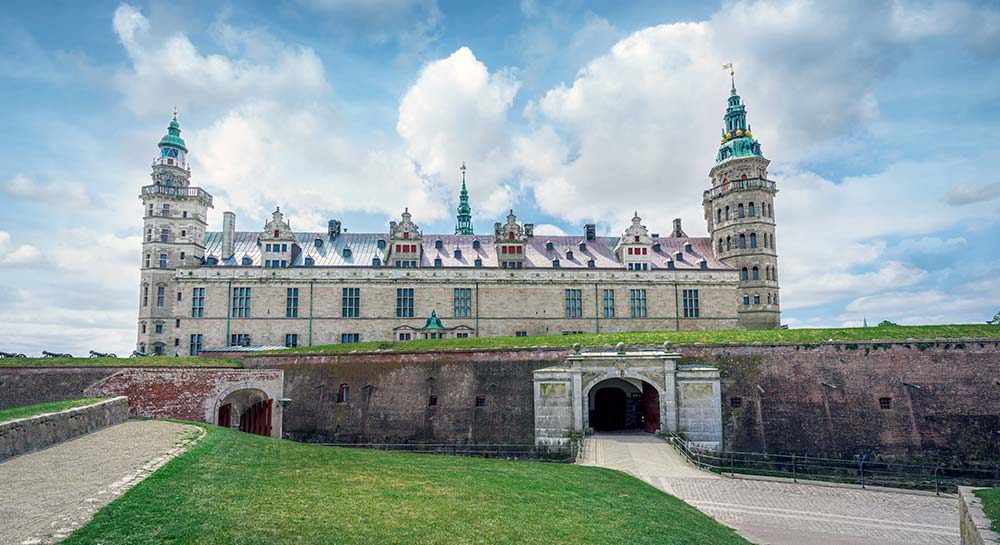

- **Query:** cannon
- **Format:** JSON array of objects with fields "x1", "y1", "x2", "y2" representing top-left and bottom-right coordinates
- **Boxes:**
[
  {"x1": 130, "y1": 350, "x2": 150, "y2": 358},
  {"x1": 41, "y1": 350, "x2": 73, "y2": 358},
  {"x1": 0, "y1": 351, "x2": 27, "y2": 358},
  {"x1": 88, "y1": 350, "x2": 118, "y2": 358}
]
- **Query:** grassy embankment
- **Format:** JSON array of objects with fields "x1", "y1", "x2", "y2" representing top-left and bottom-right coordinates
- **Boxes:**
[
  {"x1": 0, "y1": 397, "x2": 110, "y2": 423},
  {"x1": 271, "y1": 324, "x2": 1000, "y2": 355},
  {"x1": 0, "y1": 356, "x2": 241, "y2": 368},
  {"x1": 63, "y1": 425, "x2": 751, "y2": 545},
  {"x1": 976, "y1": 488, "x2": 1000, "y2": 533}
]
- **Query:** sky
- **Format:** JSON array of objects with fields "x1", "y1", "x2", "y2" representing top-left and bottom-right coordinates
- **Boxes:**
[{"x1": 1, "y1": 0, "x2": 999, "y2": 355}]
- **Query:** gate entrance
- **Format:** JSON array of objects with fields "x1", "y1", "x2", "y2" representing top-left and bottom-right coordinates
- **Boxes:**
[
  {"x1": 216, "y1": 388, "x2": 273, "y2": 437},
  {"x1": 589, "y1": 378, "x2": 660, "y2": 432}
]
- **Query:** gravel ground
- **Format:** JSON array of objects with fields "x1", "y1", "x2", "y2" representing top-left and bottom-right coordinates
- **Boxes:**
[{"x1": 0, "y1": 420, "x2": 201, "y2": 545}]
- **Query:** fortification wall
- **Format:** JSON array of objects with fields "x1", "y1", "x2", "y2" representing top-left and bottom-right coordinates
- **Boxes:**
[{"x1": 0, "y1": 397, "x2": 128, "y2": 461}]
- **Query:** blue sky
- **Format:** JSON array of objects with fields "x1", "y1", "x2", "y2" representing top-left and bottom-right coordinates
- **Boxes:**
[{"x1": 1, "y1": 0, "x2": 999, "y2": 355}]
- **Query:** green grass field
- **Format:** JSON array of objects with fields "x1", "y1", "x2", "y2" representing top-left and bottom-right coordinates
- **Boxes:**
[
  {"x1": 0, "y1": 397, "x2": 109, "y2": 423},
  {"x1": 63, "y1": 425, "x2": 750, "y2": 545},
  {"x1": 0, "y1": 356, "x2": 241, "y2": 368},
  {"x1": 272, "y1": 324, "x2": 999, "y2": 355},
  {"x1": 976, "y1": 488, "x2": 1000, "y2": 533}
]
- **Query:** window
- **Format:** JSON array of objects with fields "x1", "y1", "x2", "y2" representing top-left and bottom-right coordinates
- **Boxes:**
[
  {"x1": 454, "y1": 249, "x2": 461, "y2": 259},
  {"x1": 341, "y1": 333, "x2": 359, "y2": 344},
  {"x1": 370, "y1": 258, "x2": 378, "y2": 267},
  {"x1": 156, "y1": 286, "x2": 165, "y2": 307},
  {"x1": 181, "y1": 230, "x2": 186, "y2": 237},
  {"x1": 457, "y1": 332, "x2": 469, "y2": 338},
  {"x1": 160, "y1": 228, "x2": 169, "y2": 242},
  {"x1": 175, "y1": 318, "x2": 181, "y2": 328},
  {"x1": 739, "y1": 234, "x2": 747, "y2": 249},
  {"x1": 396, "y1": 288, "x2": 414, "y2": 318},
  {"x1": 231, "y1": 333, "x2": 250, "y2": 346},
  {"x1": 743, "y1": 294, "x2": 750, "y2": 306},
  {"x1": 180, "y1": 251, "x2": 186, "y2": 261},
  {"x1": 565, "y1": 289, "x2": 583, "y2": 318},
  {"x1": 682, "y1": 289, "x2": 699, "y2": 318},
  {"x1": 725, "y1": 206, "x2": 731, "y2": 220},
  {"x1": 434, "y1": 258, "x2": 442, "y2": 268},
  {"x1": 475, "y1": 396, "x2": 486, "y2": 407},
  {"x1": 435, "y1": 240, "x2": 443, "y2": 249},
  {"x1": 738, "y1": 203, "x2": 745, "y2": 217},
  {"x1": 285, "y1": 334, "x2": 298, "y2": 348},
  {"x1": 189, "y1": 334, "x2": 203, "y2": 355},
  {"x1": 266, "y1": 244, "x2": 272, "y2": 252},
  {"x1": 398, "y1": 332, "x2": 411, "y2": 341},
  {"x1": 337, "y1": 384, "x2": 349, "y2": 403},
  {"x1": 190, "y1": 288, "x2": 205, "y2": 317},
  {"x1": 428, "y1": 395, "x2": 437, "y2": 406},
  {"x1": 726, "y1": 236, "x2": 732, "y2": 250},
  {"x1": 474, "y1": 258, "x2": 482, "y2": 268},
  {"x1": 159, "y1": 253, "x2": 168, "y2": 268},
  {"x1": 717, "y1": 209, "x2": 722, "y2": 223},
  {"x1": 730, "y1": 397, "x2": 743, "y2": 408},
  {"x1": 144, "y1": 253, "x2": 151, "y2": 268},
  {"x1": 629, "y1": 289, "x2": 647, "y2": 318},
  {"x1": 231, "y1": 287, "x2": 251, "y2": 318},
  {"x1": 454, "y1": 288, "x2": 472, "y2": 318},
  {"x1": 879, "y1": 397, "x2": 892, "y2": 410},
  {"x1": 753, "y1": 293, "x2": 760, "y2": 305},
  {"x1": 748, "y1": 202, "x2": 755, "y2": 217},
  {"x1": 767, "y1": 293, "x2": 772, "y2": 304},
  {"x1": 342, "y1": 288, "x2": 360, "y2": 318},
  {"x1": 741, "y1": 267, "x2": 748, "y2": 280},
  {"x1": 154, "y1": 323, "x2": 164, "y2": 334},
  {"x1": 587, "y1": 259, "x2": 595, "y2": 269},
  {"x1": 750, "y1": 233, "x2": 757, "y2": 248},
  {"x1": 752, "y1": 266, "x2": 759, "y2": 280},
  {"x1": 603, "y1": 289, "x2": 615, "y2": 318},
  {"x1": 141, "y1": 323, "x2": 147, "y2": 334},
  {"x1": 472, "y1": 240, "x2": 481, "y2": 249},
  {"x1": 154, "y1": 345, "x2": 163, "y2": 355},
  {"x1": 281, "y1": 288, "x2": 298, "y2": 318},
  {"x1": 552, "y1": 259, "x2": 560, "y2": 268},
  {"x1": 515, "y1": 331, "x2": 527, "y2": 337},
  {"x1": 718, "y1": 239, "x2": 724, "y2": 253},
  {"x1": 143, "y1": 285, "x2": 149, "y2": 306}
]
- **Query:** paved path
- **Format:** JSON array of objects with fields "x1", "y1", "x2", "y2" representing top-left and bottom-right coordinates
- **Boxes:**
[
  {"x1": 580, "y1": 433, "x2": 960, "y2": 545},
  {"x1": 0, "y1": 420, "x2": 201, "y2": 545}
]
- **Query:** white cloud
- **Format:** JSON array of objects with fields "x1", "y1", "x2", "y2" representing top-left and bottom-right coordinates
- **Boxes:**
[
  {"x1": 397, "y1": 47, "x2": 522, "y2": 218},
  {"x1": 0, "y1": 232, "x2": 42, "y2": 267},
  {"x1": 531, "y1": 223, "x2": 567, "y2": 236},
  {"x1": 2, "y1": 174, "x2": 90, "y2": 206},
  {"x1": 946, "y1": 181, "x2": 1000, "y2": 206}
]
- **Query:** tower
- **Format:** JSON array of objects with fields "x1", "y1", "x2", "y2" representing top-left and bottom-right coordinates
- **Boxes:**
[
  {"x1": 455, "y1": 162, "x2": 474, "y2": 235},
  {"x1": 137, "y1": 113, "x2": 214, "y2": 354},
  {"x1": 703, "y1": 70, "x2": 780, "y2": 329}
]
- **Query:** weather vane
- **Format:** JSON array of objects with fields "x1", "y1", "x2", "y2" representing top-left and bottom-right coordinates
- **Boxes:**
[{"x1": 722, "y1": 63, "x2": 736, "y2": 91}]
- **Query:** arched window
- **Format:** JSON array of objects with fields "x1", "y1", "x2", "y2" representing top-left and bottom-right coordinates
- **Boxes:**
[
  {"x1": 725, "y1": 206, "x2": 731, "y2": 220},
  {"x1": 770, "y1": 234, "x2": 775, "y2": 249},
  {"x1": 717, "y1": 209, "x2": 722, "y2": 223},
  {"x1": 739, "y1": 234, "x2": 746, "y2": 249},
  {"x1": 748, "y1": 202, "x2": 755, "y2": 217},
  {"x1": 743, "y1": 294, "x2": 750, "y2": 306},
  {"x1": 738, "y1": 203, "x2": 745, "y2": 218},
  {"x1": 508, "y1": 231, "x2": 515, "y2": 241},
  {"x1": 718, "y1": 239, "x2": 724, "y2": 253},
  {"x1": 767, "y1": 293, "x2": 772, "y2": 304},
  {"x1": 741, "y1": 267, "x2": 748, "y2": 280},
  {"x1": 772, "y1": 268, "x2": 777, "y2": 281},
  {"x1": 765, "y1": 266, "x2": 771, "y2": 280},
  {"x1": 741, "y1": 174, "x2": 747, "y2": 180},
  {"x1": 750, "y1": 233, "x2": 757, "y2": 248},
  {"x1": 763, "y1": 234, "x2": 769, "y2": 248},
  {"x1": 752, "y1": 266, "x2": 759, "y2": 280},
  {"x1": 774, "y1": 293, "x2": 778, "y2": 304},
  {"x1": 754, "y1": 293, "x2": 760, "y2": 305},
  {"x1": 274, "y1": 230, "x2": 280, "y2": 238},
  {"x1": 726, "y1": 236, "x2": 731, "y2": 250}
]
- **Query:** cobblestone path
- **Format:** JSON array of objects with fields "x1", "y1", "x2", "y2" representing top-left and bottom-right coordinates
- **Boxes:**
[
  {"x1": 0, "y1": 420, "x2": 202, "y2": 545},
  {"x1": 580, "y1": 433, "x2": 959, "y2": 545}
]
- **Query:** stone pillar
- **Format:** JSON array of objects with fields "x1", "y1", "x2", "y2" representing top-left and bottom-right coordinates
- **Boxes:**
[{"x1": 662, "y1": 356, "x2": 678, "y2": 433}]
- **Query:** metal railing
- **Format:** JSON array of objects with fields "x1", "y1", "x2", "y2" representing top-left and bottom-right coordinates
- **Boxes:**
[
  {"x1": 703, "y1": 177, "x2": 776, "y2": 199},
  {"x1": 140, "y1": 184, "x2": 213, "y2": 206},
  {"x1": 317, "y1": 441, "x2": 580, "y2": 462},
  {"x1": 666, "y1": 435, "x2": 1000, "y2": 494}
]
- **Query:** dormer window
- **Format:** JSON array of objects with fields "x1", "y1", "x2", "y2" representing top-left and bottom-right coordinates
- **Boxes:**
[
  {"x1": 314, "y1": 238, "x2": 323, "y2": 248},
  {"x1": 343, "y1": 248, "x2": 352, "y2": 258},
  {"x1": 435, "y1": 240, "x2": 443, "y2": 249},
  {"x1": 472, "y1": 239, "x2": 481, "y2": 249},
  {"x1": 454, "y1": 249, "x2": 461, "y2": 259},
  {"x1": 587, "y1": 259, "x2": 595, "y2": 269},
  {"x1": 666, "y1": 260, "x2": 675, "y2": 269},
  {"x1": 579, "y1": 243, "x2": 586, "y2": 251},
  {"x1": 474, "y1": 258, "x2": 482, "y2": 268},
  {"x1": 377, "y1": 239, "x2": 386, "y2": 250},
  {"x1": 372, "y1": 257, "x2": 380, "y2": 267},
  {"x1": 545, "y1": 241, "x2": 554, "y2": 251},
  {"x1": 652, "y1": 243, "x2": 661, "y2": 251},
  {"x1": 699, "y1": 260, "x2": 708, "y2": 269},
  {"x1": 566, "y1": 250, "x2": 574, "y2": 260},
  {"x1": 305, "y1": 257, "x2": 315, "y2": 267},
  {"x1": 552, "y1": 259, "x2": 560, "y2": 268},
  {"x1": 674, "y1": 251, "x2": 683, "y2": 261},
  {"x1": 434, "y1": 258, "x2": 442, "y2": 268},
  {"x1": 242, "y1": 257, "x2": 252, "y2": 266}
]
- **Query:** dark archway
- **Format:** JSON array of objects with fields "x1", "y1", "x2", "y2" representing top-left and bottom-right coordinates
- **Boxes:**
[
  {"x1": 589, "y1": 378, "x2": 660, "y2": 433},
  {"x1": 594, "y1": 387, "x2": 627, "y2": 430}
]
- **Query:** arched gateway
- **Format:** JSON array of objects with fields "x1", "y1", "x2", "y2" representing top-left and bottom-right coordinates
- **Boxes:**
[{"x1": 533, "y1": 343, "x2": 721, "y2": 448}]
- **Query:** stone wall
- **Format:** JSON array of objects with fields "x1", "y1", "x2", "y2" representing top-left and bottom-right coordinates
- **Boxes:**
[
  {"x1": 959, "y1": 487, "x2": 1000, "y2": 545},
  {"x1": 0, "y1": 397, "x2": 128, "y2": 461},
  {"x1": 245, "y1": 338, "x2": 1000, "y2": 457}
]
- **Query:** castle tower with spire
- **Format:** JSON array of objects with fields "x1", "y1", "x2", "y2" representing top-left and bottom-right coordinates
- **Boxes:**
[
  {"x1": 455, "y1": 162, "x2": 474, "y2": 235},
  {"x1": 703, "y1": 70, "x2": 780, "y2": 329},
  {"x1": 137, "y1": 113, "x2": 214, "y2": 354}
]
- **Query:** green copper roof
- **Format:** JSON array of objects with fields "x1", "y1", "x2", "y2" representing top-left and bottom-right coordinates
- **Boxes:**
[
  {"x1": 455, "y1": 165, "x2": 474, "y2": 235},
  {"x1": 422, "y1": 310, "x2": 446, "y2": 330},
  {"x1": 158, "y1": 115, "x2": 188, "y2": 152},
  {"x1": 715, "y1": 86, "x2": 763, "y2": 164}
]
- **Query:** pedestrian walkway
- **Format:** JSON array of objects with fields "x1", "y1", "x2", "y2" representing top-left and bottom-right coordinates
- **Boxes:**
[
  {"x1": 580, "y1": 432, "x2": 959, "y2": 545},
  {"x1": 0, "y1": 420, "x2": 201, "y2": 545}
]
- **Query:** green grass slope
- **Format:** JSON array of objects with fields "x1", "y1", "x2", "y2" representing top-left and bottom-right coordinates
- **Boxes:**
[
  {"x1": 0, "y1": 356, "x2": 241, "y2": 368},
  {"x1": 273, "y1": 324, "x2": 1000, "y2": 355},
  {"x1": 0, "y1": 397, "x2": 109, "y2": 423},
  {"x1": 63, "y1": 426, "x2": 750, "y2": 545},
  {"x1": 976, "y1": 488, "x2": 1000, "y2": 533}
]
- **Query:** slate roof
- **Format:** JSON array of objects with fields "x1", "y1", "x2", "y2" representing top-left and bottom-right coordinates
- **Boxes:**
[{"x1": 203, "y1": 232, "x2": 731, "y2": 270}]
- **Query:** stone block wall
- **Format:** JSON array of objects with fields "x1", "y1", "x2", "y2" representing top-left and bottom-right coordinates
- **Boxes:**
[
  {"x1": 959, "y1": 487, "x2": 1000, "y2": 545},
  {"x1": 0, "y1": 397, "x2": 128, "y2": 461}
]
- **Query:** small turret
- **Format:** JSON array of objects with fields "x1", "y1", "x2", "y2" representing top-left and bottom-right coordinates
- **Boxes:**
[{"x1": 455, "y1": 162, "x2": 474, "y2": 235}]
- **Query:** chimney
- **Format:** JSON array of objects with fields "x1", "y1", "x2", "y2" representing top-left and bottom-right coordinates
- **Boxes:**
[
  {"x1": 672, "y1": 218, "x2": 687, "y2": 238},
  {"x1": 328, "y1": 219, "x2": 342, "y2": 240},
  {"x1": 222, "y1": 211, "x2": 236, "y2": 260},
  {"x1": 524, "y1": 223, "x2": 534, "y2": 237},
  {"x1": 584, "y1": 224, "x2": 596, "y2": 241}
]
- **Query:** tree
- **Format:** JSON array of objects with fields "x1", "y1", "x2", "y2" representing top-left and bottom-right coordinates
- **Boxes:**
[
  {"x1": 877, "y1": 320, "x2": 898, "y2": 327},
  {"x1": 988, "y1": 312, "x2": 1000, "y2": 325}
]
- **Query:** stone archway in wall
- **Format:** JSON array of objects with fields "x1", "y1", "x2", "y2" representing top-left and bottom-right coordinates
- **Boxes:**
[
  {"x1": 214, "y1": 387, "x2": 272, "y2": 437},
  {"x1": 586, "y1": 377, "x2": 661, "y2": 433}
]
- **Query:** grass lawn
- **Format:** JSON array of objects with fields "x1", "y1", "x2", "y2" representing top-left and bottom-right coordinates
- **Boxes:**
[
  {"x1": 271, "y1": 324, "x2": 1000, "y2": 355},
  {"x1": 976, "y1": 488, "x2": 1000, "y2": 533},
  {"x1": 63, "y1": 426, "x2": 751, "y2": 545},
  {"x1": 0, "y1": 356, "x2": 241, "y2": 368},
  {"x1": 0, "y1": 397, "x2": 109, "y2": 423}
]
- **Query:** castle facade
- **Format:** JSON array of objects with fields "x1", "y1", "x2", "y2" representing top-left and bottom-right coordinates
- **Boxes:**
[{"x1": 136, "y1": 83, "x2": 779, "y2": 354}]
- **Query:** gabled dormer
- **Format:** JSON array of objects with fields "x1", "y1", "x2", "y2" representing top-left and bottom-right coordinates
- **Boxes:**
[
  {"x1": 389, "y1": 208, "x2": 422, "y2": 268},
  {"x1": 494, "y1": 210, "x2": 527, "y2": 269},
  {"x1": 260, "y1": 207, "x2": 299, "y2": 268},
  {"x1": 615, "y1": 212, "x2": 653, "y2": 271}
]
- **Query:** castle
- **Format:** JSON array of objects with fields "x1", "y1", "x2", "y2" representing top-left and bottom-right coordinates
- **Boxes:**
[{"x1": 136, "y1": 81, "x2": 779, "y2": 355}]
